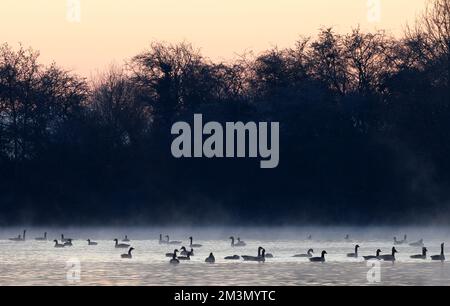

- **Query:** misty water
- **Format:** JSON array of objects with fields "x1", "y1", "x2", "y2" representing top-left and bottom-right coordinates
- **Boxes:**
[{"x1": 0, "y1": 226, "x2": 449, "y2": 286}]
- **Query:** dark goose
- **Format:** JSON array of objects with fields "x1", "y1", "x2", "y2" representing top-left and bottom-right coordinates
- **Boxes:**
[
  {"x1": 309, "y1": 251, "x2": 327, "y2": 263},
  {"x1": 431, "y1": 243, "x2": 445, "y2": 262}
]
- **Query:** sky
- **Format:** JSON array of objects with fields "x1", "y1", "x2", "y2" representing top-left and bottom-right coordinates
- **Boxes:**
[{"x1": 0, "y1": 0, "x2": 428, "y2": 77}]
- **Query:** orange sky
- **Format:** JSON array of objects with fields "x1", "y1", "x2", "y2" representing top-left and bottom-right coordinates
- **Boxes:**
[{"x1": 0, "y1": 0, "x2": 428, "y2": 77}]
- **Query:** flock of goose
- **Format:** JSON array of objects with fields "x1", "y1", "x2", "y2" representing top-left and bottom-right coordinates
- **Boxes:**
[{"x1": 5, "y1": 230, "x2": 447, "y2": 264}]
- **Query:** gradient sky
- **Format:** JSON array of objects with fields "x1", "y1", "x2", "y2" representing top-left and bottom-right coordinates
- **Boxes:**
[{"x1": 0, "y1": 0, "x2": 428, "y2": 77}]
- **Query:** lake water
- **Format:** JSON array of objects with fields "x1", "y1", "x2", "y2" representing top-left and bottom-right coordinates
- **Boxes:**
[{"x1": 0, "y1": 226, "x2": 449, "y2": 286}]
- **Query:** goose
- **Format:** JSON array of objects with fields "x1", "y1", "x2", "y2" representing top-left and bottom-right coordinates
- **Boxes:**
[
  {"x1": 166, "y1": 235, "x2": 182, "y2": 245},
  {"x1": 35, "y1": 232, "x2": 47, "y2": 241},
  {"x1": 224, "y1": 255, "x2": 241, "y2": 260},
  {"x1": 307, "y1": 235, "x2": 312, "y2": 240},
  {"x1": 309, "y1": 250, "x2": 327, "y2": 262},
  {"x1": 409, "y1": 239, "x2": 424, "y2": 247},
  {"x1": 229, "y1": 236, "x2": 246, "y2": 247},
  {"x1": 87, "y1": 239, "x2": 98, "y2": 246},
  {"x1": 431, "y1": 243, "x2": 445, "y2": 262},
  {"x1": 205, "y1": 253, "x2": 216, "y2": 263},
  {"x1": 379, "y1": 247, "x2": 398, "y2": 262},
  {"x1": 236, "y1": 237, "x2": 247, "y2": 246},
  {"x1": 180, "y1": 246, "x2": 194, "y2": 256},
  {"x1": 114, "y1": 239, "x2": 130, "y2": 248},
  {"x1": 121, "y1": 247, "x2": 134, "y2": 259},
  {"x1": 180, "y1": 246, "x2": 189, "y2": 256},
  {"x1": 189, "y1": 237, "x2": 202, "y2": 248},
  {"x1": 242, "y1": 247, "x2": 266, "y2": 262},
  {"x1": 166, "y1": 249, "x2": 179, "y2": 258},
  {"x1": 170, "y1": 252, "x2": 180, "y2": 265},
  {"x1": 9, "y1": 234, "x2": 22, "y2": 242},
  {"x1": 159, "y1": 234, "x2": 168, "y2": 245},
  {"x1": 122, "y1": 235, "x2": 130, "y2": 242},
  {"x1": 242, "y1": 247, "x2": 263, "y2": 261},
  {"x1": 344, "y1": 234, "x2": 352, "y2": 242},
  {"x1": 363, "y1": 249, "x2": 382, "y2": 260},
  {"x1": 54, "y1": 240, "x2": 65, "y2": 248},
  {"x1": 9, "y1": 230, "x2": 26, "y2": 242},
  {"x1": 61, "y1": 234, "x2": 73, "y2": 243},
  {"x1": 64, "y1": 239, "x2": 73, "y2": 247},
  {"x1": 293, "y1": 249, "x2": 314, "y2": 258},
  {"x1": 411, "y1": 247, "x2": 427, "y2": 259},
  {"x1": 347, "y1": 245, "x2": 360, "y2": 258}
]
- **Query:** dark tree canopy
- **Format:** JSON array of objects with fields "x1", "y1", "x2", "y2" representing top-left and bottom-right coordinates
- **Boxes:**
[{"x1": 0, "y1": 0, "x2": 449, "y2": 225}]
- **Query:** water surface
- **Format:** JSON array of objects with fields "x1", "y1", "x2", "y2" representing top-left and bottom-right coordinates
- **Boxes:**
[{"x1": 0, "y1": 226, "x2": 448, "y2": 286}]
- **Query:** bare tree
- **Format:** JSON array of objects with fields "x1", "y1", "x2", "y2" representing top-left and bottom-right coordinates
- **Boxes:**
[
  {"x1": 406, "y1": 0, "x2": 449, "y2": 85},
  {"x1": 308, "y1": 28, "x2": 350, "y2": 96}
]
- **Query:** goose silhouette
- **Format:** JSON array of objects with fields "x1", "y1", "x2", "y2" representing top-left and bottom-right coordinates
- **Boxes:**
[
  {"x1": 309, "y1": 251, "x2": 327, "y2": 262},
  {"x1": 363, "y1": 249, "x2": 382, "y2": 261},
  {"x1": 431, "y1": 243, "x2": 445, "y2": 262},
  {"x1": 293, "y1": 249, "x2": 314, "y2": 258},
  {"x1": 121, "y1": 247, "x2": 134, "y2": 259},
  {"x1": 410, "y1": 247, "x2": 427, "y2": 259}
]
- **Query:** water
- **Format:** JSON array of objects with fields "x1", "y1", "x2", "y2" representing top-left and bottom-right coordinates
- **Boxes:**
[{"x1": 0, "y1": 226, "x2": 449, "y2": 286}]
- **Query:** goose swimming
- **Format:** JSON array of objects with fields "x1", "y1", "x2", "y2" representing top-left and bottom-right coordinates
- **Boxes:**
[
  {"x1": 205, "y1": 252, "x2": 216, "y2": 263},
  {"x1": 166, "y1": 235, "x2": 182, "y2": 245},
  {"x1": 242, "y1": 247, "x2": 266, "y2": 262},
  {"x1": 224, "y1": 255, "x2": 241, "y2": 260},
  {"x1": 53, "y1": 240, "x2": 65, "y2": 248},
  {"x1": 229, "y1": 236, "x2": 246, "y2": 247},
  {"x1": 9, "y1": 230, "x2": 26, "y2": 242},
  {"x1": 122, "y1": 236, "x2": 130, "y2": 242},
  {"x1": 87, "y1": 239, "x2": 98, "y2": 246},
  {"x1": 61, "y1": 234, "x2": 73, "y2": 243},
  {"x1": 363, "y1": 249, "x2": 382, "y2": 261},
  {"x1": 379, "y1": 247, "x2": 398, "y2": 262},
  {"x1": 411, "y1": 247, "x2": 427, "y2": 259},
  {"x1": 236, "y1": 237, "x2": 246, "y2": 246},
  {"x1": 309, "y1": 251, "x2": 327, "y2": 262},
  {"x1": 180, "y1": 247, "x2": 188, "y2": 256},
  {"x1": 121, "y1": 247, "x2": 134, "y2": 259},
  {"x1": 293, "y1": 249, "x2": 314, "y2": 258},
  {"x1": 189, "y1": 237, "x2": 202, "y2": 248},
  {"x1": 431, "y1": 243, "x2": 445, "y2": 262},
  {"x1": 159, "y1": 234, "x2": 168, "y2": 245},
  {"x1": 347, "y1": 245, "x2": 360, "y2": 258},
  {"x1": 242, "y1": 247, "x2": 262, "y2": 261},
  {"x1": 409, "y1": 239, "x2": 424, "y2": 247},
  {"x1": 180, "y1": 246, "x2": 194, "y2": 256},
  {"x1": 64, "y1": 239, "x2": 73, "y2": 247},
  {"x1": 170, "y1": 252, "x2": 180, "y2": 265},
  {"x1": 35, "y1": 232, "x2": 47, "y2": 241},
  {"x1": 114, "y1": 239, "x2": 130, "y2": 248}
]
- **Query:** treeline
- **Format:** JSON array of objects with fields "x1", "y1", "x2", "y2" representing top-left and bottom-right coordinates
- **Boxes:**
[{"x1": 0, "y1": 0, "x2": 449, "y2": 225}]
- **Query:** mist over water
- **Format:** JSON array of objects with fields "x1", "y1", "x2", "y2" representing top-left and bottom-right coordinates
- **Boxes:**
[{"x1": 0, "y1": 226, "x2": 449, "y2": 286}]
